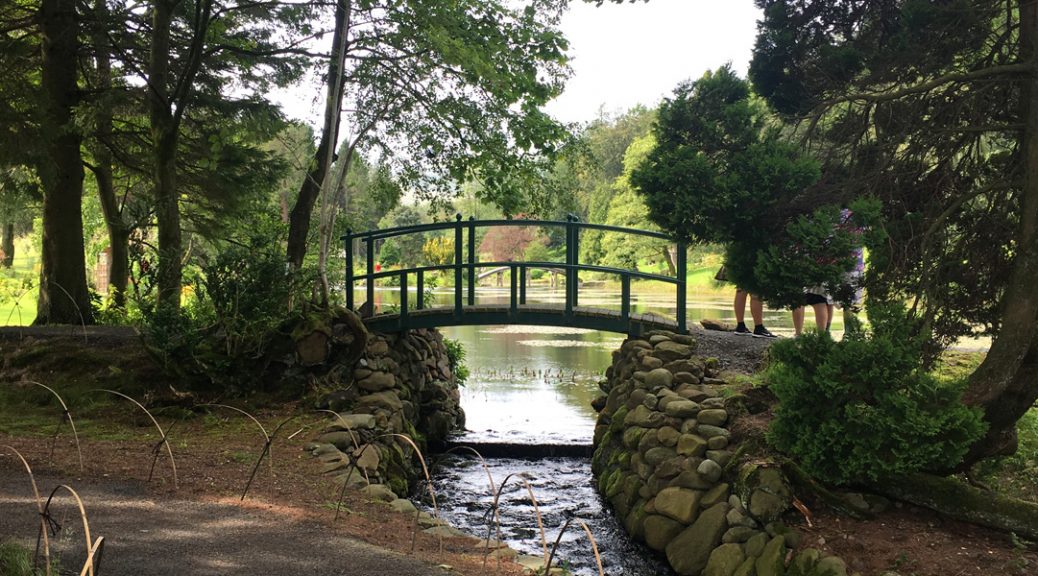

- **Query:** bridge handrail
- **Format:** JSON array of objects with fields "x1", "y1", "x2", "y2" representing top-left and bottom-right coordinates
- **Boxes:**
[
  {"x1": 343, "y1": 214, "x2": 687, "y2": 334},
  {"x1": 358, "y1": 260, "x2": 679, "y2": 286},
  {"x1": 341, "y1": 217, "x2": 672, "y2": 243}
]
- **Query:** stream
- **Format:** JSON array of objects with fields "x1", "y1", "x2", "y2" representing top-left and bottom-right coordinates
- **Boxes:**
[{"x1": 363, "y1": 285, "x2": 827, "y2": 575}]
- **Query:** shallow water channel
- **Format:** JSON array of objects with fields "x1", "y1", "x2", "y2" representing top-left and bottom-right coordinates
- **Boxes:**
[
  {"x1": 360, "y1": 285, "x2": 810, "y2": 574},
  {"x1": 430, "y1": 323, "x2": 672, "y2": 576}
]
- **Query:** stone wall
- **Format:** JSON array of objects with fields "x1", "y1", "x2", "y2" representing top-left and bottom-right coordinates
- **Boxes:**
[
  {"x1": 306, "y1": 327, "x2": 465, "y2": 496},
  {"x1": 592, "y1": 330, "x2": 852, "y2": 576}
]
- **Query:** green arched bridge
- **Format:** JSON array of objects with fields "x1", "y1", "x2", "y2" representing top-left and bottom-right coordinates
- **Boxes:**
[{"x1": 343, "y1": 216, "x2": 688, "y2": 336}]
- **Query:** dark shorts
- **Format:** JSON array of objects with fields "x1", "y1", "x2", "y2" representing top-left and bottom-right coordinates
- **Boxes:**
[{"x1": 805, "y1": 292, "x2": 828, "y2": 305}]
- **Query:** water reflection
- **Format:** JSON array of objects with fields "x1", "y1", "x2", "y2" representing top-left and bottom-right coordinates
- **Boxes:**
[
  {"x1": 444, "y1": 325, "x2": 617, "y2": 444},
  {"x1": 426, "y1": 323, "x2": 673, "y2": 576}
]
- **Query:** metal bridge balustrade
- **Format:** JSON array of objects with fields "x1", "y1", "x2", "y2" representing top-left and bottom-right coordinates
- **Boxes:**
[{"x1": 342, "y1": 216, "x2": 688, "y2": 336}]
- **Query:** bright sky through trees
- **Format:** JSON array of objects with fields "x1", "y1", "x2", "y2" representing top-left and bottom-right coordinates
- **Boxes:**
[
  {"x1": 274, "y1": 0, "x2": 762, "y2": 127},
  {"x1": 545, "y1": 0, "x2": 762, "y2": 124}
]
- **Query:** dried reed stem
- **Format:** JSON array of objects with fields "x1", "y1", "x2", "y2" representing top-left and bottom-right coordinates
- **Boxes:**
[
  {"x1": 78, "y1": 536, "x2": 105, "y2": 576},
  {"x1": 3, "y1": 445, "x2": 51, "y2": 576},
  {"x1": 240, "y1": 415, "x2": 297, "y2": 501},
  {"x1": 545, "y1": 518, "x2": 605, "y2": 576},
  {"x1": 96, "y1": 389, "x2": 178, "y2": 489},
  {"x1": 43, "y1": 485, "x2": 97, "y2": 576},
  {"x1": 203, "y1": 404, "x2": 273, "y2": 470},
  {"x1": 28, "y1": 381, "x2": 84, "y2": 472},
  {"x1": 494, "y1": 473, "x2": 548, "y2": 567}
]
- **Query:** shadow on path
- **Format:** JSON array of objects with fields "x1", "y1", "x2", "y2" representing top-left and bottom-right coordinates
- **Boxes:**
[{"x1": 0, "y1": 469, "x2": 449, "y2": 576}]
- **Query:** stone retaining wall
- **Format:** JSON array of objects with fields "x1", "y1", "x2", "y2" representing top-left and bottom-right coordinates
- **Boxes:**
[
  {"x1": 592, "y1": 330, "x2": 852, "y2": 576},
  {"x1": 306, "y1": 328, "x2": 465, "y2": 496}
]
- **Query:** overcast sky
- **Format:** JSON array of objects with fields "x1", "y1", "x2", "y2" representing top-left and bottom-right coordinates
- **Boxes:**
[
  {"x1": 276, "y1": 1, "x2": 762, "y2": 127},
  {"x1": 548, "y1": 0, "x2": 762, "y2": 124}
]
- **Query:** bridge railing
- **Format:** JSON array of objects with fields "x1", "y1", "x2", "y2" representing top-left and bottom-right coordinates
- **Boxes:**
[{"x1": 342, "y1": 215, "x2": 687, "y2": 333}]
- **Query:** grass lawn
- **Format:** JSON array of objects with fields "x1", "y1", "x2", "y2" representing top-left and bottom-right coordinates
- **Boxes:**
[{"x1": 1, "y1": 236, "x2": 38, "y2": 326}]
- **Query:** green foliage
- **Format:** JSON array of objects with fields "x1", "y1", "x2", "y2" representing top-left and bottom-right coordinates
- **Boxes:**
[
  {"x1": 975, "y1": 407, "x2": 1038, "y2": 502},
  {"x1": 443, "y1": 337, "x2": 470, "y2": 387},
  {"x1": 0, "y1": 540, "x2": 48, "y2": 576},
  {"x1": 766, "y1": 303, "x2": 987, "y2": 484},
  {"x1": 422, "y1": 236, "x2": 455, "y2": 267},
  {"x1": 734, "y1": 198, "x2": 884, "y2": 308},
  {"x1": 141, "y1": 238, "x2": 308, "y2": 394},
  {"x1": 631, "y1": 65, "x2": 858, "y2": 304},
  {"x1": 377, "y1": 206, "x2": 425, "y2": 267},
  {"x1": 748, "y1": 0, "x2": 1019, "y2": 343}
]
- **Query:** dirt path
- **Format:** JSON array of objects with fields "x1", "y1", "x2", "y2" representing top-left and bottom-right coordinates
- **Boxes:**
[{"x1": 0, "y1": 469, "x2": 453, "y2": 576}]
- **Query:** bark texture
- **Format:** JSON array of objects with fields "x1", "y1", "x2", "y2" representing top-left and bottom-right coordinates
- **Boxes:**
[
  {"x1": 872, "y1": 474, "x2": 1038, "y2": 541},
  {"x1": 149, "y1": 0, "x2": 182, "y2": 312},
  {"x1": 1, "y1": 223, "x2": 13, "y2": 268},
  {"x1": 92, "y1": 0, "x2": 130, "y2": 308},
  {"x1": 961, "y1": 0, "x2": 1038, "y2": 465},
  {"x1": 36, "y1": 0, "x2": 93, "y2": 325},
  {"x1": 285, "y1": 0, "x2": 349, "y2": 270}
]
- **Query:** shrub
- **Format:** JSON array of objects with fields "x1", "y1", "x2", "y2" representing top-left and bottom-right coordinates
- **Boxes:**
[
  {"x1": 443, "y1": 337, "x2": 469, "y2": 386},
  {"x1": 140, "y1": 241, "x2": 309, "y2": 395},
  {"x1": 766, "y1": 303, "x2": 986, "y2": 485}
]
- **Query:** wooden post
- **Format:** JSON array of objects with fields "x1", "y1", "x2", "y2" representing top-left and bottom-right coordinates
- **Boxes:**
[
  {"x1": 676, "y1": 240, "x2": 687, "y2": 333},
  {"x1": 454, "y1": 214, "x2": 463, "y2": 317},
  {"x1": 345, "y1": 229, "x2": 353, "y2": 310},
  {"x1": 621, "y1": 273, "x2": 631, "y2": 322},
  {"x1": 416, "y1": 269, "x2": 424, "y2": 310},
  {"x1": 519, "y1": 264, "x2": 527, "y2": 305},
  {"x1": 467, "y1": 216, "x2": 476, "y2": 306},
  {"x1": 572, "y1": 217, "x2": 580, "y2": 309},
  {"x1": 565, "y1": 215, "x2": 574, "y2": 316},
  {"x1": 510, "y1": 264, "x2": 518, "y2": 315},
  {"x1": 400, "y1": 271, "x2": 408, "y2": 323},
  {"x1": 365, "y1": 234, "x2": 374, "y2": 314}
]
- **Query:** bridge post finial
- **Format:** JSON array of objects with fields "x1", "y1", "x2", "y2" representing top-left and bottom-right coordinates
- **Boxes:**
[{"x1": 456, "y1": 213, "x2": 463, "y2": 222}]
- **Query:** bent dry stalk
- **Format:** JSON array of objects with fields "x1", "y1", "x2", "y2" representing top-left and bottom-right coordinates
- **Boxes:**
[
  {"x1": 493, "y1": 472, "x2": 549, "y2": 570},
  {"x1": 3, "y1": 445, "x2": 52, "y2": 576},
  {"x1": 203, "y1": 404, "x2": 274, "y2": 472},
  {"x1": 95, "y1": 389, "x2": 178, "y2": 489},
  {"x1": 240, "y1": 415, "x2": 298, "y2": 502},
  {"x1": 79, "y1": 536, "x2": 105, "y2": 576},
  {"x1": 314, "y1": 410, "x2": 372, "y2": 522},
  {"x1": 27, "y1": 380, "x2": 84, "y2": 472},
  {"x1": 443, "y1": 446, "x2": 507, "y2": 574},
  {"x1": 42, "y1": 485, "x2": 100, "y2": 576},
  {"x1": 372, "y1": 433, "x2": 441, "y2": 553},
  {"x1": 544, "y1": 517, "x2": 605, "y2": 576}
]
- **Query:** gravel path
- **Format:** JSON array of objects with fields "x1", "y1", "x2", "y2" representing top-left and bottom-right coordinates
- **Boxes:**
[
  {"x1": 0, "y1": 470, "x2": 451, "y2": 576},
  {"x1": 687, "y1": 325, "x2": 774, "y2": 375}
]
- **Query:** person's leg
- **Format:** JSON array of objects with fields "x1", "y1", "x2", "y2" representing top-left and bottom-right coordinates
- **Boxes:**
[
  {"x1": 792, "y1": 306, "x2": 805, "y2": 336},
  {"x1": 734, "y1": 289, "x2": 747, "y2": 324},
  {"x1": 749, "y1": 294, "x2": 776, "y2": 338},
  {"x1": 750, "y1": 295, "x2": 764, "y2": 326},
  {"x1": 826, "y1": 303, "x2": 834, "y2": 332},
  {"x1": 812, "y1": 302, "x2": 829, "y2": 332},
  {"x1": 733, "y1": 289, "x2": 751, "y2": 334}
]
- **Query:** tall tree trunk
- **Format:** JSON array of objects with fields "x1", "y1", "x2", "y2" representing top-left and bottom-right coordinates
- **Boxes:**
[
  {"x1": 286, "y1": 0, "x2": 349, "y2": 271},
  {"x1": 36, "y1": 0, "x2": 93, "y2": 325},
  {"x1": 662, "y1": 245, "x2": 676, "y2": 276},
  {"x1": 92, "y1": 0, "x2": 129, "y2": 308},
  {"x1": 1, "y1": 223, "x2": 13, "y2": 268},
  {"x1": 150, "y1": 0, "x2": 182, "y2": 312},
  {"x1": 961, "y1": 0, "x2": 1038, "y2": 465}
]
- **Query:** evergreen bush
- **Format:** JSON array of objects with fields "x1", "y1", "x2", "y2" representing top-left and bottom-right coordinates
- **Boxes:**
[{"x1": 766, "y1": 303, "x2": 986, "y2": 485}]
